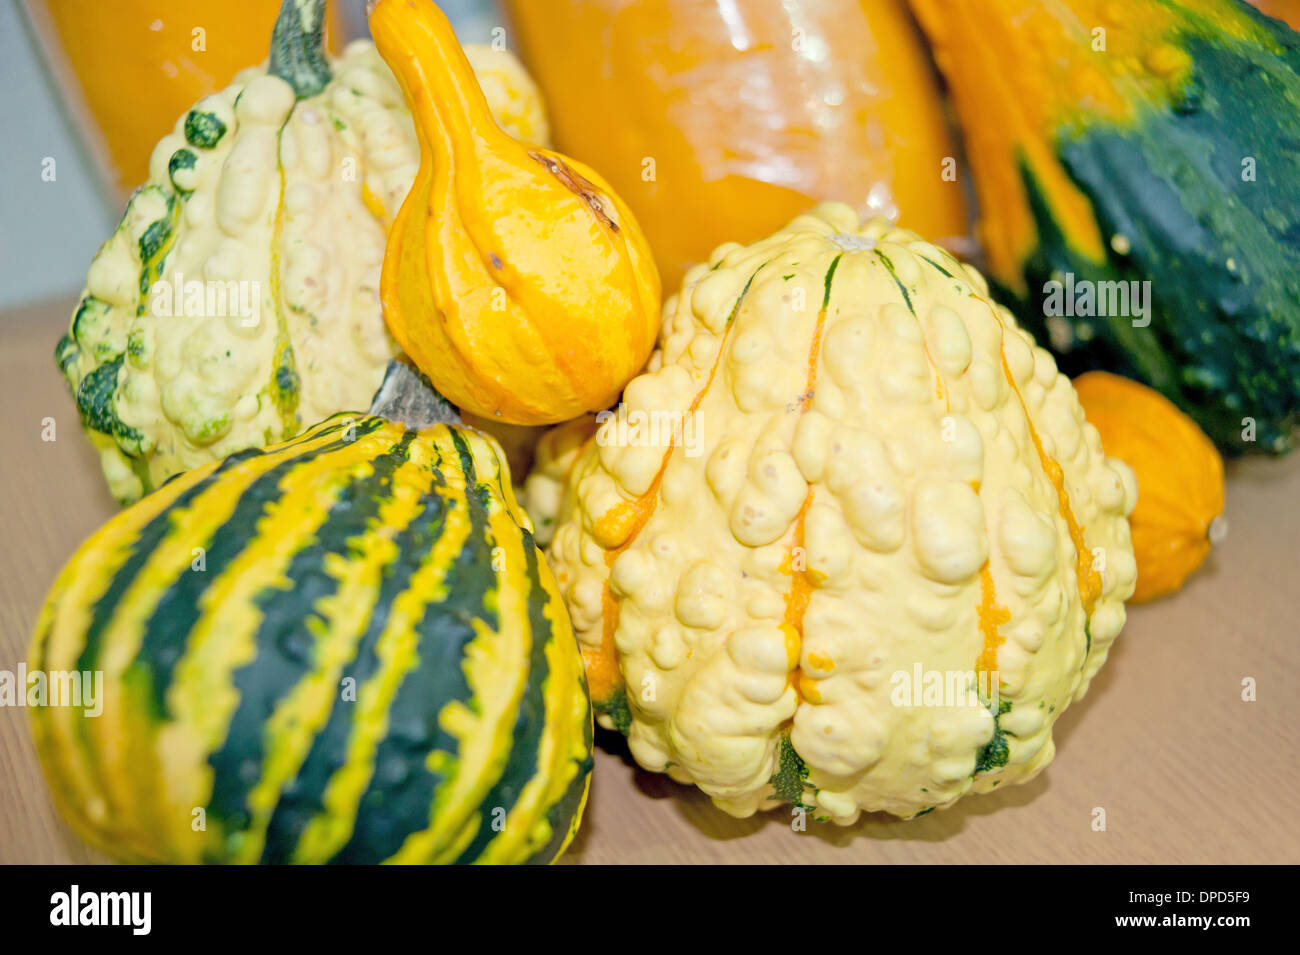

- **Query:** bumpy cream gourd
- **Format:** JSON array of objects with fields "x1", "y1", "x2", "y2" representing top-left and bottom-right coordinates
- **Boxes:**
[
  {"x1": 57, "y1": 0, "x2": 548, "y2": 503},
  {"x1": 545, "y1": 204, "x2": 1138, "y2": 822}
]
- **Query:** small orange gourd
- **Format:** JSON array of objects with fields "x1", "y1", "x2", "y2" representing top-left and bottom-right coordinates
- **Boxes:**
[
  {"x1": 370, "y1": 0, "x2": 661, "y2": 426},
  {"x1": 1075, "y1": 372, "x2": 1226, "y2": 602}
]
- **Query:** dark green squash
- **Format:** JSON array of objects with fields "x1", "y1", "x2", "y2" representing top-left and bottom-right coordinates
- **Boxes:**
[{"x1": 910, "y1": 0, "x2": 1300, "y2": 453}]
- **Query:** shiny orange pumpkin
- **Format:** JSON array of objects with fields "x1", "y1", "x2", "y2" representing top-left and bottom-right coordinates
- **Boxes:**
[{"x1": 504, "y1": 0, "x2": 969, "y2": 289}]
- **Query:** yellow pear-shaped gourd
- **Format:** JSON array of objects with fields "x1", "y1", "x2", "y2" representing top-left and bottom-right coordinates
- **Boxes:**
[{"x1": 371, "y1": 0, "x2": 661, "y2": 426}]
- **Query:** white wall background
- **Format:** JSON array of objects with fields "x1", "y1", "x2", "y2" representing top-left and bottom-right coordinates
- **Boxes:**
[
  {"x1": 0, "y1": 0, "x2": 502, "y2": 312},
  {"x1": 0, "y1": 0, "x2": 117, "y2": 311}
]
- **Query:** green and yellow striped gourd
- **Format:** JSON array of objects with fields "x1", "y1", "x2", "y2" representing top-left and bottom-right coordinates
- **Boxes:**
[{"x1": 29, "y1": 367, "x2": 592, "y2": 864}]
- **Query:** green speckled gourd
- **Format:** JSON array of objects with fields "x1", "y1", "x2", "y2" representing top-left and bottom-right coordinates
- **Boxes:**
[
  {"x1": 57, "y1": 0, "x2": 550, "y2": 503},
  {"x1": 30, "y1": 364, "x2": 592, "y2": 864},
  {"x1": 909, "y1": 0, "x2": 1300, "y2": 454}
]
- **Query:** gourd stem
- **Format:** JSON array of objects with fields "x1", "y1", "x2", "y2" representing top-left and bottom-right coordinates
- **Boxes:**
[
  {"x1": 269, "y1": 0, "x2": 332, "y2": 99},
  {"x1": 369, "y1": 360, "x2": 461, "y2": 429}
]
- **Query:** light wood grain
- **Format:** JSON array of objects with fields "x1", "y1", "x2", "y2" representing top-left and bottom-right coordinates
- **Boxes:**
[{"x1": 2, "y1": 297, "x2": 1297, "y2": 864}]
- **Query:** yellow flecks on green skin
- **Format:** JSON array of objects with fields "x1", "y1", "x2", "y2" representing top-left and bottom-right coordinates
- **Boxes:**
[
  {"x1": 155, "y1": 434, "x2": 392, "y2": 858},
  {"x1": 1175, "y1": 0, "x2": 1290, "y2": 50},
  {"x1": 291, "y1": 456, "x2": 473, "y2": 863},
  {"x1": 227, "y1": 446, "x2": 437, "y2": 864},
  {"x1": 1144, "y1": 42, "x2": 1189, "y2": 79}
]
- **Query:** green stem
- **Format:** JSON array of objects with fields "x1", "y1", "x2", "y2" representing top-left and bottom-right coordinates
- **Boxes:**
[
  {"x1": 269, "y1": 0, "x2": 332, "y2": 99},
  {"x1": 369, "y1": 360, "x2": 461, "y2": 429}
]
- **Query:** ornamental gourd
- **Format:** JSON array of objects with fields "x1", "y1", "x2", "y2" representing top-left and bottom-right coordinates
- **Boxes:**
[
  {"x1": 372, "y1": 0, "x2": 661, "y2": 426},
  {"x1": 908, "y1": 0, "x2": 1300, "y2": 454},
  {"x1": 1074, "y1": 371, "x2": 1225, "y2": 603},
  {"x1": 545, "y1": 205, "x2": 1137, "y2": 822},
  {"x1": 30, "y1": 362, "x2": 592, "y2": 865},
  {"x1": 502, "y1": 0, "x2": 969, "y2": 290},
  {"x1": 57, "y1": 0, "x2": 550, "y2": 504}
]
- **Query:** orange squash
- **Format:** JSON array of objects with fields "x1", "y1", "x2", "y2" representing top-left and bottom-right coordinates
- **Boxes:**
[
  {"x1": 1250, "y1": 1, "x2": 1300, "y2": 29},
  {"x1": 25, "y1": 0, "x2": 343, "y2": 200},
  {"x1": 503, "y1": 0, "x2": 969, "y2": 289},
  {"x1": 1075, "y1": 372, "x2": 1226, "y2": 603},
  {"x1": 370, "y1": 0, "x2": 660, "y2": 426}
]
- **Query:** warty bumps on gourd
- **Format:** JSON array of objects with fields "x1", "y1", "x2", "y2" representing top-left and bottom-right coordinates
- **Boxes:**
[
  {"x1": 56, "y1": 0, "x2": 549, "y2": 504},
  {"x1": 544, "y1": 204, "x2": 1138, "y2": 822}
]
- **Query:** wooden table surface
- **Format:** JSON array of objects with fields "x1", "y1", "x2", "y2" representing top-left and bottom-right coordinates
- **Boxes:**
[{"x1": 2, "y1": 296, "x2": 1297, "y2": 865}]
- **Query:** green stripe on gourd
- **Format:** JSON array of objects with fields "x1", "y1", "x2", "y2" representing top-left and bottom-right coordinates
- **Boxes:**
[
  {"x1": 257, "y1": 464, "x2": 455, "y2": 863},
  {"x1": 206, "y1": 431, "x2": 418, "y2": 855},
  {"x1": 327, "y1": 435, "x2": 498, "y2": 864},
  {"x1": 449, "y1": 527, "x2": 553, "y2": 864},
  {"x1": 30, "y1": 369, "x2": 592, "y2": 864}
]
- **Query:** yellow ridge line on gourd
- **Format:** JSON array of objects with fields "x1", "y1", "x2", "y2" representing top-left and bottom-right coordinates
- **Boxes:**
[
  {"x1": 33, "y1": 425, "x2": 350, "y2": 862},
  {"x1": 390, "y1": 461, "x2": 537, "y2": 864},
  {"x1": 289, "y1": 461, "x2": 473, "y2": 862},
  {"x1": 109, "y1": 432, "x2": 395, "y2": 858},
  {"x1": 225, "y1": 445, "x2": 437, "y2": 863},
  {"x1": 268, "y1": 115, "x2": 297, "y2": 434}
]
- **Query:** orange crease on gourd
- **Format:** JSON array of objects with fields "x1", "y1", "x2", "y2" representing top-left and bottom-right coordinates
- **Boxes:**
[
  {"x1": 778, "y1": 261, "x2": 838, "y2": 705},
  {"x1": 588, "y1": 296, "x2": 746, "y2": 702}
]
